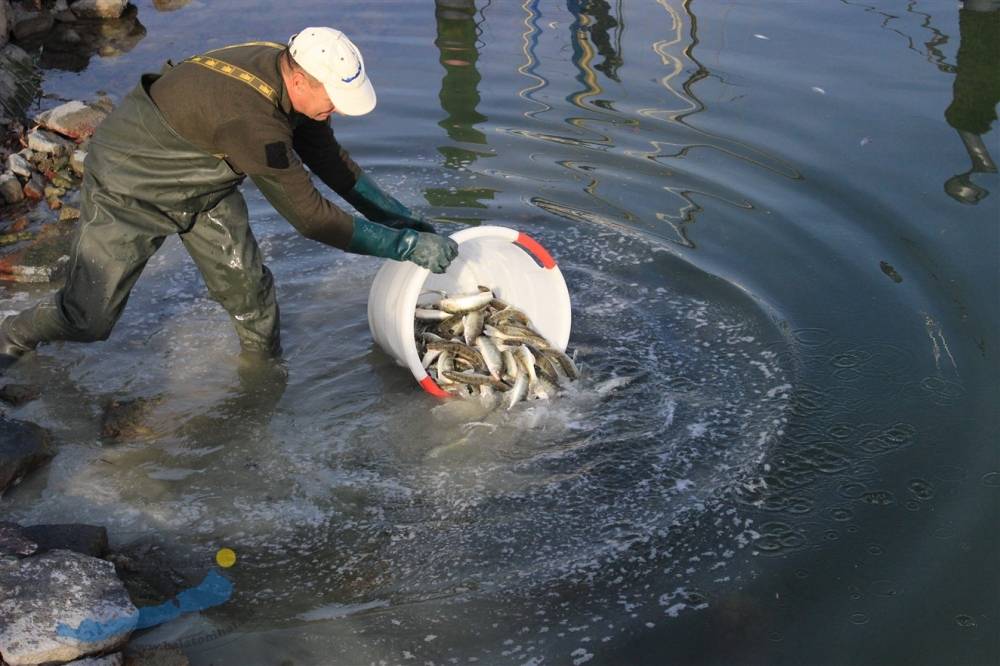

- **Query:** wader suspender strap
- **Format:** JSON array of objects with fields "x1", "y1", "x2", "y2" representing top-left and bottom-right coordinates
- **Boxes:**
[{"x1": 184, "y1": 41, "x2": 285, "y2": 107}]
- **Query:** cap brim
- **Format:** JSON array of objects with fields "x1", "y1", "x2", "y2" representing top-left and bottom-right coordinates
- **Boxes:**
[{"x1": 325, "y1": 78, "x2": 376, "y2": 116}]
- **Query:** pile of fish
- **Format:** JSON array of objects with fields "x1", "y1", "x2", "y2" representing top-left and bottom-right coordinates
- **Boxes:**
[{"x1": 415, "y1": 286, "x2": 579, "y2": 409}]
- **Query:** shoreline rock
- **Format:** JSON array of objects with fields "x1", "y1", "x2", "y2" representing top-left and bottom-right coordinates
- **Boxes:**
[{"x1": 0, "y1": 550, "x2": 138, "y2": 664}]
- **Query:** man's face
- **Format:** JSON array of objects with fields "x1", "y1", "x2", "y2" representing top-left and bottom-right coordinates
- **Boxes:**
[{"x1": 290, "y1": 71, "x2": 336, "y2": 121}]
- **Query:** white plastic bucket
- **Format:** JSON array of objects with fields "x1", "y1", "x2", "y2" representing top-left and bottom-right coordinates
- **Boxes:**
[{"x1": 367, "y1": 225, "x2": 571, "y2": 397}]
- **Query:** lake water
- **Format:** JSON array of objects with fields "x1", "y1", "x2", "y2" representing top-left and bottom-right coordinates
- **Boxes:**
[{"x1": 1, "y1": 1, "x2": 998, "y2": 664}]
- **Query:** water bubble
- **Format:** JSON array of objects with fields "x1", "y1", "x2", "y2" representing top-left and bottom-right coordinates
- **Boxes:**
[
  {"x1": 866, "y1": 544, "x2": 884, "y2": 556},
  {"x1": 849, "y1": 613, "x2": 869, "y2": 625},
  {"x1": 838, "y1": 483, "x2": 867, "y2": 499},
  {"x1": 829, "y1": 507, "x2": 853, "y2": 522},
  {"x1": 870, "y1": 580, "x2": 898, "y2": 597},
  {"x1": 982, "y1": 472, "x2": 1000, "y2": 487},
  {"x1": 860, "y1": 490, "x2": 895, "y2": 506},
  {"x1": 955, "y1": 615, "x2": 977, "y2": 628},
  {"x1": 908, "y1": 479, "x2": 935, "y2": 501}
]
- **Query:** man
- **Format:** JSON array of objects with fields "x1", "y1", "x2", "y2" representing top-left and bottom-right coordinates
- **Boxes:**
[{"x1": 0, "y1": 27, "x2": 457, "y2": 369}]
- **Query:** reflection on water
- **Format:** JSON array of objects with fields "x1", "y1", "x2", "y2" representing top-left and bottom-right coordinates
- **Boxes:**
[
  {"x1": 426, "y1": 0, "x2": 497, "y2": 213},
  {"x1": 1, "y1": 1, "x2": 997, "y2": 664},
  {"x1": 20, "y1": 5, "x2": 147, "y2": 72},
  {"x1": 943, "y1": 0, "x2": 999, "y2": 203}
]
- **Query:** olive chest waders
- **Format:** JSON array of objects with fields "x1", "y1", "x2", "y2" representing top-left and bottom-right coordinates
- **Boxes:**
[{"x1": 1, "y1": 71, "x2": 282, "y2": 359}]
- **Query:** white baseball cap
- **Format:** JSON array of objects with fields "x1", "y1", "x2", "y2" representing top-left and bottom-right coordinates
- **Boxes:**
[{"x1": 288, "y1": 27, "x2": 376, "y2": 116}]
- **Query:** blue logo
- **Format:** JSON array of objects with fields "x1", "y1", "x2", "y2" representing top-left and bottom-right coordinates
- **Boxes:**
[{"x1": 341, "y1": 60, "x2": 362, "y2": 83}]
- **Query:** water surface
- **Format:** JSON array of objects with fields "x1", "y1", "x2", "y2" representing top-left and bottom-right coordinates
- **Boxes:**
[{"x1": 1, "y1": 1, "x2": 997, "y2": 664}]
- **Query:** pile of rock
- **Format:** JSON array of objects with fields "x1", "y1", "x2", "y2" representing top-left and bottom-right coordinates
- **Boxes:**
[
  {"x1": 0, "y1": 96, "x2": 110, "y2": 282},
  {"x1": 0, "y1": 523, "x2": 192, "y2": 665}
]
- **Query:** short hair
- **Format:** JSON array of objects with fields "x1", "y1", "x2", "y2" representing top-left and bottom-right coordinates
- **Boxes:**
[{"x1": 281, "y1": 48, "x2": 322, "y2": 87}]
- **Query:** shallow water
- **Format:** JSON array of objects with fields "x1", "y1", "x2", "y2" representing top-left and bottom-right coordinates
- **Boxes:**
[{"x1": 1, "y1": 1, "x2": 997, "y2": 664}]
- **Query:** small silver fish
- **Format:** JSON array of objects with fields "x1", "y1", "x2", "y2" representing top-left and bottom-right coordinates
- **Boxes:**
[
  {"x1": 504, "y1": 369, "x2": 529, "y2": 410},
  {"x1": 415, "y1": 308, "x2": 452, "y2": 321},
  {"x1": 439, "y1": 290, "x2": 494, "y2": 314},
  {"x1": 476, "y1": 336, "x2": 504, "y2": 381},
  {"x1": 463, "y1": 310, "x2": 485, "y2": 346}
]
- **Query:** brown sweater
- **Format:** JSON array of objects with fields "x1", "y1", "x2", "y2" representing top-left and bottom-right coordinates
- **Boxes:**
[{"x1": 149, "y1": 42, "x2": 362, "y2": 249}]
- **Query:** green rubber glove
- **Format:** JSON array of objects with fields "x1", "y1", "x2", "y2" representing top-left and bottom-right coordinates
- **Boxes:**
[
  {"x1": 347, "y1": 217, "x2": 458, "y2": 273},
  {"x1": 343, "y1": 172, "x2": 437, "y2": 233}
]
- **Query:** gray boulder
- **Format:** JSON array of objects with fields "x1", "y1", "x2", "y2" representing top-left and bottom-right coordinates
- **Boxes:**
[
  {"x1": 1, "y1": 0, "x2": 12, "y2": 49},
  {"x1": 0, "y1": 43, "x2": 40, "y2": 120},
  {"x1": 0, "y1": 415, "x2": 53, "y2": 494},
  {"x1": 10, "y1": 2, "x2": 53, "y2": 41},
  {"x1": 0, "y1": 550, "x2": 138, "y2": 665},
  {"x1": 0, "y1": 170, "x2": 23, "y2": 204},
  {"x1": 0, "y1": 522, "x2": 38, "y2": 557},
  {"x1": 35, "y1": 100, "x2": 108, "y2": 140},
  {"x1": 6, "y1": 151, "x2": 32, "y2": 177},
  {"x1": 27, "y1": 127, "x2": 78, "y2": 156}
]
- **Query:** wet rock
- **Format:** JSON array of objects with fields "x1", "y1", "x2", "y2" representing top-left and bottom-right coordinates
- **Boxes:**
[
  {"x1": 27, "y1": 127, "x2": 77, "y2": 156},
  {"x1": 21, "y1": 524, "x2": 109, "y2": 558},
  {"x1": 1, "y1": 0, "x2": 11, "y2": 48},
  {"x1": 123, "y1": 646, "x2": 190, "y2": 666},
  {"x1": 53, "y1": 0, "x2": 78, "y2": 22},
  {"x1": 6, "y1": 151, "x2": 31, "y2": 177},
  {"x1": 35, "y1": 100, "x2": 108, "y2": 140},
  {"x1": 70, "y1": 0, "x2": 128, "y2": 19},
  {"x1": 70, "y1": 148, "x2": 87, "y2": 175},
  {"x1": 0, "y1": 230, "x2": 34, "y2": 246},
  {"x1": 0, "y1": 43, "x2": 40, "y2": 119},
  {"x1": 0, "y1": 382, "x2": 40, "y2": 405},
  {"x1": 0, "y1": 550, "x2": 138, "y2": 664},
  {"x1": 151, "y1": 0, "x2": 192, "y2": 11},
  {"x1": 60, "y1": 204, "x2": 81, "y2": 221},
  {"x1": 69, "y1": 653, "x2": 125, "y2": 665},
  {"x1": 106, "y1": 540, "x2": 190, "y2": 607},
  {"x1": 0, "y1": 221, "x2": 74, "y2": 283},
  {"x1": 0, "y1": 522, "x2": 38, "y2": 557},
  {"x1": 21, "y1": 170, "x2": 44, "y2": 200},
  {"x1": 0, "y1": 415, "x2": 53, "y2": 494},
  {"x1": 10, "y1": 2, "x2": 53, "y2": 41},
  {"x1": 100, "y1": 396, "x2": 163, "y2": 441},
  {"x1": 0, "y1": 170, "x2": 23, "y2": 204}
]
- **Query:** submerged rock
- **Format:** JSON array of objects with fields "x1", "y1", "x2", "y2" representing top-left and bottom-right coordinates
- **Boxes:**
[
  {"x1": 123, "y1": 646, "x2": 190, "y2": 666},
  {"x1": 151, "y1": 0, "x2": 192, "y2": 11},
  {"x1": 0, "y1": 382, "x2": 41, "y2": 406},
  {"x1": 0, "y1": 220, "x2": 74, "y2": 282},
  {"x1": 68, "y1": 653, "x2": 125, "y2": 665},
  {"x1": 0, "y1": 415, "x2": 53, "y2": 494},
  {"x1": 100, "y1": 396, "x2": 163, "y2": 441},
  {"x1": 22, "y1": 523, "x2": 110, "y2": 559},
  {"x1": 0, "y1": 550, "x2": 138, "y2": 665},
  {"x1": 0, "y1": 522, "x2": 38, "y2": 558},
  {"x1": 106, "y1": 540, "x2": 191, "y2": 607}
]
